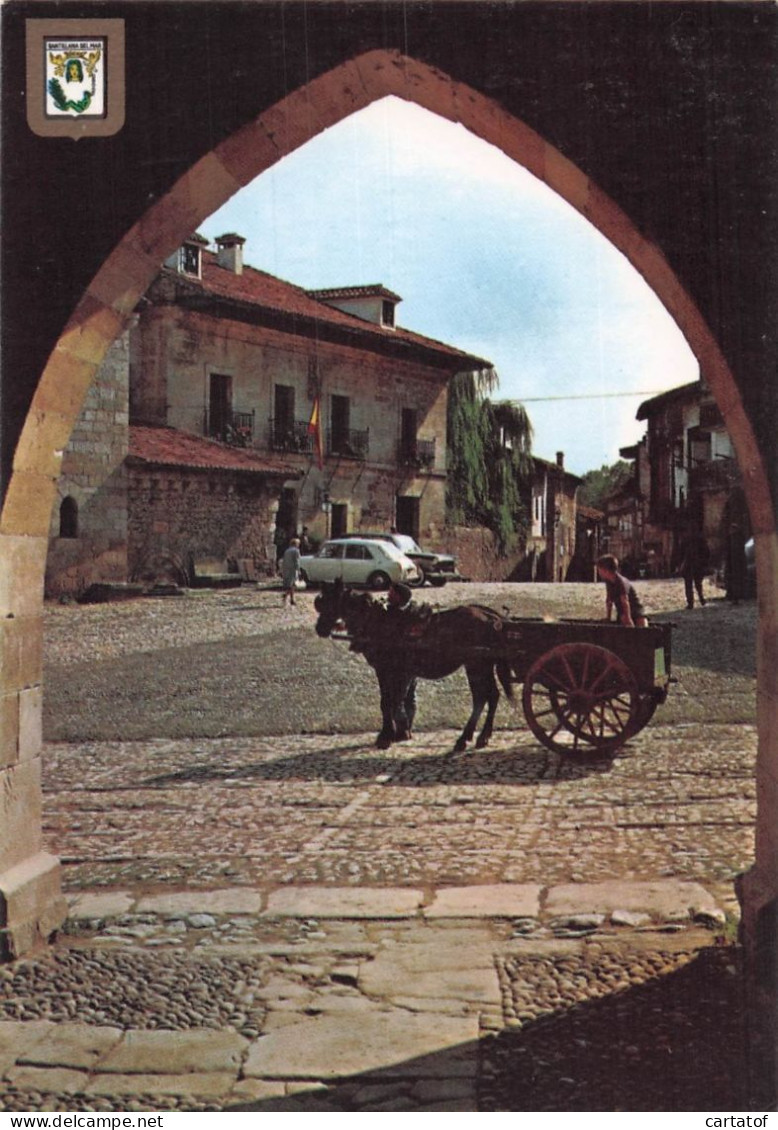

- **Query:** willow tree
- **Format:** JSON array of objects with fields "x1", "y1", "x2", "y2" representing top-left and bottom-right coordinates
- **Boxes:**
[{"x1": 446, "y1": 369, "x2": 533, "y2": 553}]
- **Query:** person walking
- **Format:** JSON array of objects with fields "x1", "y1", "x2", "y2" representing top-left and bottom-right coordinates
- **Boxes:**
[
  {"x1": 678, "y1": 527, "x2": 710, "y2": 608},
  {"x1": 280, "y1": 537, "x2": 301, "y2": 606}
]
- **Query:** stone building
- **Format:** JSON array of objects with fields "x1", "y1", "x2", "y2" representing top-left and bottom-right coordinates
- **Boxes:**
[
  {"x1": 45, "y1": 233, "x2": 491, "y2": 594},
  {"x1": 627, "y1": 380, "x2": 743, "y2": 574},
  {"x1": 523, "y1": 453, "x2": 581, "y2": 582}
]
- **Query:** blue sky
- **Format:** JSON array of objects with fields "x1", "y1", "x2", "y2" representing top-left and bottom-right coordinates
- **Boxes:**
[{"x1": 202, "y1": 96, "x2": 698, "y2": 477}]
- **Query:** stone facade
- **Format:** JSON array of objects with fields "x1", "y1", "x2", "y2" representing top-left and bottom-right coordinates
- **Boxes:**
[
  {"x1": 127, "y1": 464, "x2": 280, "y2": 582},
  {"x1": 45, "y1": 240, "x2": 487, "y2": 595},
  {"x1": 44, "y1": 332, "x2": 130, "y2": 597},
  {"x1": 130, "y1": 240, "x2": 485, "y2": 550},
  {"x1": 522, "y1": 455, "x2": 581, "y2": 582}
]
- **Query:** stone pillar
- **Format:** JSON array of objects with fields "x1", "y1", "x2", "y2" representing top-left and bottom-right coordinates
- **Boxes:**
[
  {"x1": 0, "y1": 533, "x2": 67, "y2": 959},
  {"x1": 737, "y1": 529, "x2": 778, "y2": 1108}
]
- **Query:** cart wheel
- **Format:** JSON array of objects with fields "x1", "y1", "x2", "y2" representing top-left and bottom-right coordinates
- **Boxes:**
[
  {"x1": 521, "y1": 642, "x2": 639, "y2": 756},
  {"x1": 626, "y1": 693, "x2": 659, "y2": 737}
]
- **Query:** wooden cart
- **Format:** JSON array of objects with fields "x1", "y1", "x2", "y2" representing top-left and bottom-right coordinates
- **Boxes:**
[{"x1": 491, "y1": 618, "x2": 672, "y2": 756}]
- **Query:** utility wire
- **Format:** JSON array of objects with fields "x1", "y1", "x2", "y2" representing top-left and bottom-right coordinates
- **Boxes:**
[{"x1": 518, "y1": 390, "x2": 666, "y2": 402}]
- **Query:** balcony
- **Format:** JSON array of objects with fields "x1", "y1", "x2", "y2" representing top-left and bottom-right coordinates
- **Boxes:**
[
  {"x1": 327, "y1": 426, "x2": 369, "y2": 460},
  {"x1": 397, "y1": 436, "x2": 436, "y2": 469},
  {"x1": 269, "y1": 417, "x2": 314, "y2": 455},
  {"x1": 204, "y1": 409, "x2": 255, "y2": 447},
  {"x1": 688, "y1": 456, "x2": 740, "y2": 493}
]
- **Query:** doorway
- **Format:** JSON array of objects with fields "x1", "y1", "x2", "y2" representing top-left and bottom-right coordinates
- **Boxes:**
[
  {"x1": 396, "y1": 495, "x2": 420, "y2": 540},
  {"x1": 331, "y1": 502, "x2": 348, "y2": 538}
]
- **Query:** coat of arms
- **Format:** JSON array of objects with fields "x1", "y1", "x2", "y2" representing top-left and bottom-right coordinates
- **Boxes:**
[{"x1": 45, "y1": 37, "x2": 106, "y2": 117}]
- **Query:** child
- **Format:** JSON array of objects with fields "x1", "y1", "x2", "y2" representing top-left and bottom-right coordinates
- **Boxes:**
[{"x1": 596, "y1": 554, "x2": 648, "y2": 627}]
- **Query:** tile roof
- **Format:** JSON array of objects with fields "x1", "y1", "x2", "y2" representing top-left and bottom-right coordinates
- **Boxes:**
[
  {"x1": 163, "y1": 251, "x2": 490, "y2": 369},
  {"x1": 308, "y1": 284, "x2": 402, "y2": 303},
  {"x1": 577, "y1": 503, "x2": 605, "y2": 521},
  {"x1": 127, "y1": 425, "x2": 297, "y2": 477},
  {"x1": 636, "y1": 380, "x2": 701, "y2": 420}
]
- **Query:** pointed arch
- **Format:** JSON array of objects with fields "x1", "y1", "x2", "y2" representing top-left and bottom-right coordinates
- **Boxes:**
[{"x1": 0, "y1": 47, "x2": 775, "y2": 967}]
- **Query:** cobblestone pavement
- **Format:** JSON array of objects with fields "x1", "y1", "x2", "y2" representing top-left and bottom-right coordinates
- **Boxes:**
[{"x1": 0, "y1": 581, "x2": 759, "y2": 1111}]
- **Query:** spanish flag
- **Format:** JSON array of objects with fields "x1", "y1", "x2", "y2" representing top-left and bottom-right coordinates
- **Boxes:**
[{"x1": 307, "y1": 396, "x2": 323, "y2": 469}]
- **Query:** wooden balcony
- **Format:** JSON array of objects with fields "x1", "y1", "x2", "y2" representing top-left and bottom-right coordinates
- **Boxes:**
[{"x1": 688, "y1": 456, "x2": 740, "y2": 493}]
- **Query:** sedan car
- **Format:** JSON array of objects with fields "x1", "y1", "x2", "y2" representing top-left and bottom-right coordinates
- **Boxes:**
[
  {"x1": 343, "y1": 532, "x2": 459, "y2": 587},
  {"x1": 299, "y1": 538, "x2": 419, "y2": 589}
]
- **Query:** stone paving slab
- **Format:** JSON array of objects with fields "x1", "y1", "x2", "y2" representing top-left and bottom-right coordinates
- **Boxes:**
[
  {"x1": 358, "y1": 927, "x2": 501, "y2": 1005},
  {"x1": 0, "y1": 1020, "x2": 54, "y2": 1073},
  {"x1": 85, "y1": 1072, "x2": 239, "y2": 1097},
  {"x1": 97, "y1": 1029, "x2": 248, "y2": 1075},
  {"x1": 18, "y1": 1023, "x2": 123, "y2": 1069},
  {"x1": 425, "y1": 884, "x2": 541, "y2": 918},
  {"x1": 265, "y1": 886, "x2": 423, "y2": 918},
  {"x1": 243, "y1": 1011, "x2": 480, "y2": 1080},
  {"x1": 543, "y1": 879, "x2": 724, "y2": 921},
  {"x1": 136, "y1": 888, "x2": 263, "y2": 916},
  {"x1": 67, "y1": 891, "x2": 135, "y2": 918},
  {"x1": 6, "y1": 1066, "x2": 91, "y2": 1094}
]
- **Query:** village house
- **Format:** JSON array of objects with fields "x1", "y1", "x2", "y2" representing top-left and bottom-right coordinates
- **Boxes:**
[
  {"x1": 45, "y1": 233, "x2": 492, "y2": 595},
  {"x1": 607, "y1": 380, "x2": 744, "y2": 578},
  {"x1": 522, "y1": 453, "x2": 582, "y2": 582}
]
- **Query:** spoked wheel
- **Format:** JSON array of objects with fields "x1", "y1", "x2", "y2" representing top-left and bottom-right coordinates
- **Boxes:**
[
  {"x1": 521, "y1": 643, "x2": 639, "y2": 756},
  {"x1": 626, "y1": 692, "x2": 659, "y2": 738}
]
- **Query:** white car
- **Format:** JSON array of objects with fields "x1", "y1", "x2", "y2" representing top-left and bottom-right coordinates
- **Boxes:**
[{"x1": 299, "y1": 538, "x2": 419, "y2": 589}]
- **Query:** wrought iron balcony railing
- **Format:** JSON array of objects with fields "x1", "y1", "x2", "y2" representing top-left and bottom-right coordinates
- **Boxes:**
[
  {"x1": 397, "y1": 437, "x2": 436, "y2": 469},
  {"x1": 204, "y1": 409, "x2": 255, "y2": 447},
  {"x1": 268, "y1": 417, "x2": 314, "y2": 454},
  {"x1": 327, "y1": 426, "x2": 369, "y2": 460}
]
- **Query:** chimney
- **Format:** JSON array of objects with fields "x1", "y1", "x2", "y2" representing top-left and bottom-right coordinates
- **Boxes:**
[
  {"x1": 556, "y1": 451, "x2": 565, "y2": 469},
  {"x1": 215, "y1": 232, "x2": 246, "y2": 275}
]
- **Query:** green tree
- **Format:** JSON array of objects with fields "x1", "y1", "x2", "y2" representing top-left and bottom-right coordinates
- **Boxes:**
[
  {"x1": 447, "y1": 370, "x2": 533, "y2": 553},
  {"x1": 578, "y1": 460, "x2": 632, "y2": 510}
]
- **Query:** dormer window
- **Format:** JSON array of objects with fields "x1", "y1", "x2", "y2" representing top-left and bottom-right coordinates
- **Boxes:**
[
  {"x1": 181, "y1": 243, "x2": 201, "y2": 276},
  {"x1": 308, "y1": 284, "x2": 401, "y2": 328},
  {"x1": 165, "y1": 233, "x2": 208, "y2": 278}
]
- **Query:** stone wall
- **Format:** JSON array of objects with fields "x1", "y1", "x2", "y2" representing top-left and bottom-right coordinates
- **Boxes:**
[
  {"x1": 127, "y1": 467, "x2": 278, "y2": 581},
  {"x1": 45, "y1": 332, "x2": 131, "y2": 597},
  {"x1": 439, "y1": 526, "x2": 524, "y2": 583}
]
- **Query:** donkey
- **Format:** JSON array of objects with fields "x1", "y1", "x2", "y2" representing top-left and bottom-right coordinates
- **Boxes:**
[{"x1": 314, "y1": 581, "x2": 514, "y2": 752}]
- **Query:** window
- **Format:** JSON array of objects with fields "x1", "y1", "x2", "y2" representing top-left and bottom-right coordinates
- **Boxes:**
[
  {"x1": 181, "y1": 243, "x2": 201, "y2": 276},
  {"x1": 345, "y1": 544, "x2": 374, "y2": 561},
  {"x1": 399, "y1": 407, "x2": 417, "y2": 461},
  {"x1": 59, "y1": 496, "x2": 78, "y2": 538},
  {"x1": 382, "y1": 300, "x2": 395, "y2": 327},
  {"x1": 273, "y1": 384, "x2": 297, "y2": 449},
  {"x1": 330, "y1": 395, "x2": 351, "y2": 453},
  {"x1": 208, "y1": 374, "x2": 232, "y2": 438},
  {"x1": 318, "y1": 543, "x2": 344, "y2": 559}
]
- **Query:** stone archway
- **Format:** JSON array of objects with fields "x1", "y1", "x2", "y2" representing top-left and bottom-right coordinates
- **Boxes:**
[{"x1": 1, "y1": 50, "x2": 775, "y2": 995}]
